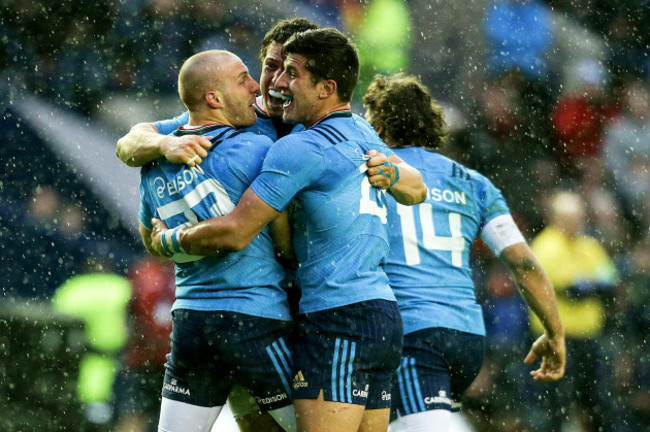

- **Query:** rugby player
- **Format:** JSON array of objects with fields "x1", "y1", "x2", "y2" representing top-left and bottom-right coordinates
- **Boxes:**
[
  {"x1": 117, "y1": 18, "x2": 318, "y2": 431},
  {"x1": 138, "y1": 50, "x2": 296, "y2": 432},
  {"x1": 361, "y1": 73, "x2": 566, "y2": 432},
  {"x1": 148, "y1": 29, "x2": 428, "y2": 432}
]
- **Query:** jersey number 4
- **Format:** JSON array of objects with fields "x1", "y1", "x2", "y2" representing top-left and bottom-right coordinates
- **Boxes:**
[
  {"x1": 396, "y1": 203, "x2": 465, "y2": 267},
  {"x1": 359, "y1": 176, "x2": 387, "y2": 223}
]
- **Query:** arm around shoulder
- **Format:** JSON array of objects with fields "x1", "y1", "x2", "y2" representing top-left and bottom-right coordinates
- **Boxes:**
[{"x1": 116, "y1": 123, "x2": 212, "y2": 167}]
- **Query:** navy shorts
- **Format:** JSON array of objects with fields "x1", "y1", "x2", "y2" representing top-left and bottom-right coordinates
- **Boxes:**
[
  {"x1": 391, "y1": 327, "x2": 485, "y2": 419},
  {"x1": 291, "y1": 300, "x2": 403, "y2": 409},
  {"x1": 162, "y1": 309, "x2": 293, "y2": 411}
]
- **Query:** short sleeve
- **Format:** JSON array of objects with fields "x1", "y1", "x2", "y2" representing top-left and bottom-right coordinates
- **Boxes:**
[
  {"x1": 139, "y1": 178, "x2": 155, "y2": 230},
  {"x1": 476, "y1": 174, "x2": 511, "y2": 229},
  {"x1": 250, "y1": 136, "x2": 325, "y2": 211},
  {"x1": 154, "y1": 111, "x2": 189, "y2": 135}
]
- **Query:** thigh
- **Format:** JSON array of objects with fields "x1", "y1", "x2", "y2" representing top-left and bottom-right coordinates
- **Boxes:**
[
  {"x1": 292, "y1": 300, "x2": 403, "y2": 409},
  {"x1": 295, "y1": 390, "x2": 366, "y2": 432}
]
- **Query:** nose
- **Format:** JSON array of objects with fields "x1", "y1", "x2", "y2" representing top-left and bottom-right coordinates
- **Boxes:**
[
  {"x1": 250, "y1": 77, "x2": 260, "y2": 94},
  {"x1": 274, "y1": 69, "x2": 288, "y2": 90}
]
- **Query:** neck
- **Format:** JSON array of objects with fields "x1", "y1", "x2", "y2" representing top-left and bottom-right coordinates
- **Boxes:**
[
  {"x1": 306, "y1": 101, "x2": 350, "y2": 127},
  {"x1": 187, "y1": 109, "x2": 232, "y2": 128}
]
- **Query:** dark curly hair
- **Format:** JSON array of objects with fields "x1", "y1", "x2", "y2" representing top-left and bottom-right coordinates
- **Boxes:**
[
  {"x1": 258, "y1": 18, "x2": 319, "y2": 65},
  {"x1": 362, "y1": 73, "x2": 448, "y2": 150}
]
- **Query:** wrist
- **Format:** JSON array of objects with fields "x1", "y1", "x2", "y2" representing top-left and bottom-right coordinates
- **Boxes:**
[
  {"x1": 389, "y1": 164, "x2": 400, "y2": 187},
  {"x1": 160, "y1": 226, "x2": 186, "y2": 255}
]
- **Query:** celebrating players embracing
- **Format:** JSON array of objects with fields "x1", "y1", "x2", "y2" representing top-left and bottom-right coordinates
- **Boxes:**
[{"x1": 149, "y1": 29, "x2": 427, "y2": 432}]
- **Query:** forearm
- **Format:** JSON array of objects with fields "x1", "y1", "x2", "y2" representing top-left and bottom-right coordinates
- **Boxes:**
[
  {"x1": 116, "y1": 123, "x2": 167, "y2": 167},
  {"x1": 503, "y1": 244, "x2": 564, "y2": 338},
  {"x1": 387, "y1": 162, "x2": 427, "y2": 205},
  {"x1": 269, "y1": 210, "x2": 294, "y2": 261},
  {"x1": 177, "y1": 217, "x2": 247, "y2": 256}
]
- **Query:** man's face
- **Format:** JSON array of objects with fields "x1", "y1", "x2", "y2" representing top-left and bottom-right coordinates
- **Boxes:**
[
  {"x1": 274, "y1": 53, "x2": 323, "y2": 126},
  {"x1": 260, "y1": 42, "x2": 286, "y2": 119},
  {"x1": 218, "y1": 56, "x2": 260, "y2": 128}
]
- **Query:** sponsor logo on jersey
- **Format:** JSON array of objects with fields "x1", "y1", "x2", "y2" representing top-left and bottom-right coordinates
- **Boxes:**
[
  {"x1": 163, "y1": 378, "x2": 191, "y2": 396},
  {"x1": 424, "y1": 390, "x2": 452, "y2": 406},
  {"x1": 155, "y1": 165, "x2": 205, "y2": 198},
  {"x1": 255, "y1": 393, "x2": 288, "y2": 405},
  {"x1": 428, "y1": 188, "x2": 467, "y2": 205},
  {"x1": 293, "y1": 370, "x2": 309, "y2": 389},
  {"x1": 381, "y1": 390, "x2": 391, "y2": 401},
  {"x1": 353, "y1": 384, "x2": 370, "y2": 398}
]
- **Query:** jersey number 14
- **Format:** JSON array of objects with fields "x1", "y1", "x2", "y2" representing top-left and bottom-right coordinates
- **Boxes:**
[{"x1": 396, "y1": 203, "x2": 465, "y2": 267}]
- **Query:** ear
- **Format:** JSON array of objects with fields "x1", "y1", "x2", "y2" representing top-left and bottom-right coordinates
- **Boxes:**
[
  {"x1": 318, "y1": 79, "x2": 338, "y2": 99},
  {"x1": 205, "y1": 91, "x2": 223, "y2": 109},
  {"x1": 376, "y1": 125, "x2": 385, "y2": 138}
]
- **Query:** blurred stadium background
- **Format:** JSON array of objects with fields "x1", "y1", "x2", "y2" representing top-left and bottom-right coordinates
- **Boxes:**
[{"x1": 1, "y1": 0, "x2": 649, "y2": 431}]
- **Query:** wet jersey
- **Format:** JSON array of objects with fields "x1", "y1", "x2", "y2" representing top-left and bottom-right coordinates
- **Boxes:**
[
  {"x1": 385, "y1": 147, "x2": 512, "y2": 336},
  {"x1": 250, "y1": 110, "x2": 397, "y2": 314},
  {"x1": 139, "y1": 124, "x2": 290, "y2": 320}
]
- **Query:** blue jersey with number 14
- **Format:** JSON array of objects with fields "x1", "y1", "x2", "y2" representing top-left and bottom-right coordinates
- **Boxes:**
[
  {"x1": 251, "y1": 111, "x2": 397, "y2": 314},
  {"x1": 385, "y1": 147, "x2": 511, "y2": 336},
  {"x1": 139, "y1": 124, "x2": 290, "y2": 320}
]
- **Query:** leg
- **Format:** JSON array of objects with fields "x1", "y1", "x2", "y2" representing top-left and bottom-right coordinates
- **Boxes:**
[
  {"x1": 295, "y1": 390, "x2": 365, "y2": 432},
  {"x1": 269, "y1": 405, "x2": 297, "y2": 432},
  {"x1": 389, "y1": 410, "x2": 451, "y2": 432},
  {"x1": 236, "y1": 411, "x2": 284, "y2": 432},
  {"x1": 158, "y1": 397, "x2": 222, "y2": 432},
  {"x1": 358, "y1": 408, "x2": 391, "y2": 432},
  {"x1": 227, "y1": 383, "x2": 295, "y2": 432}
]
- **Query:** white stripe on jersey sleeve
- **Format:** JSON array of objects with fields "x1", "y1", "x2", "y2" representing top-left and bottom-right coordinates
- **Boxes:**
[{"x1": 479, "y1": 214, "x2": 526, "y2": 256}]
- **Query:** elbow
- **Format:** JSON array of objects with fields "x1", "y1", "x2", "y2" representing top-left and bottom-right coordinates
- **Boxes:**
[
  {"x1": 116, "y1": 138, "x2": 136, "y2": 166},
  {"x1": 227, "y1": 236, "x2": 248, "y2": 252},
  {"x1": 413, "y1": 184, "x2": 427, "y2": 205}
]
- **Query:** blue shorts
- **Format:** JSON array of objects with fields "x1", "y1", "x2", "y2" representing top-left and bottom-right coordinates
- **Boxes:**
[
  {"x1": 391, "y1": 327, "x2": 485, "y2": 418},
  {"x1": 162, "y1": 309, "x2": 293, "y2": 411},
  {"x1": 291, "y1": 300, "x2": 403, "y2": 409}
]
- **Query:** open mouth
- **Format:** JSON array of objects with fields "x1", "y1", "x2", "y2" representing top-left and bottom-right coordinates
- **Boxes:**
[
  {"x1": 267, "y1": 89, "x2": 286, "y2": 107},
  {"x1": 280, "y1": 94, "x2": 293, "y2": 109}
]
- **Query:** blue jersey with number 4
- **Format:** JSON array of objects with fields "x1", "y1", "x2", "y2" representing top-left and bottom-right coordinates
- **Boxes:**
[
  {"x1": 251, "y1": 110, "x2": 397, "y2": 314},
  {"x1": 386, "y1": 147, "x2": 511, "y2": 336},
  {"x1": 139, "y1": 124, "x2": 290, "y2": 320}
]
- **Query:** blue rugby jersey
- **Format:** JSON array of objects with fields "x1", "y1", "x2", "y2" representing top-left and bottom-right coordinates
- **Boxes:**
[
  {"x1": 250, "y1": 110, "x2": 397, "y2": 314},
  {"x1": 385, "y1": 147, "x2": 511, "y2": 336},
  {"x1": 139, "y1": 124, "x2": 290, "y2": 320}
]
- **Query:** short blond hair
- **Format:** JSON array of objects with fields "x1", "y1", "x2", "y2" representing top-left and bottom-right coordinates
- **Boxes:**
[{"x1": 177, "y1": 50, "x2": 235, "y2": 111}]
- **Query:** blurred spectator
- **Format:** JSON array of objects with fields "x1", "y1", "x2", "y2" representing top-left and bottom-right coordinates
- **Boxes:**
[
  {"x1": 484, "y1": 0, "x2": 554, "y2": 82},
  {"x1": 353, "y1": 0, "x2": 411, "y2": 103},
  {"x1": 114, "y1": 256, "x2": 175, "y2": 432},
  {"x1": 530, "y1": 190, "x2": 619, "y2": 431},
  {"x1": 551, "y1": 58, "x2": 619, "y2": 172},
  {"x1": 603, "y1": 77, "x2": 650, "y2": 232},
  {"x1": 453, "y1": 76, "x2": 552, "y2": 231},
  {"x1": 619, "y1": 235, "x2": 650, "y2": 429},
  {"x1": 407, "y1": 0, "x2": 487, "y2": 106},
  {"x1": 52, "y1": 257, "x2": 132, "y2": 426}
]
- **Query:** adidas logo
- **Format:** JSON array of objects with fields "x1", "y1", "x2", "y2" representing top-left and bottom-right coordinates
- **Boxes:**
[{"x1": 293, "y1": 370, "x2": 309, "y2": 389}]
